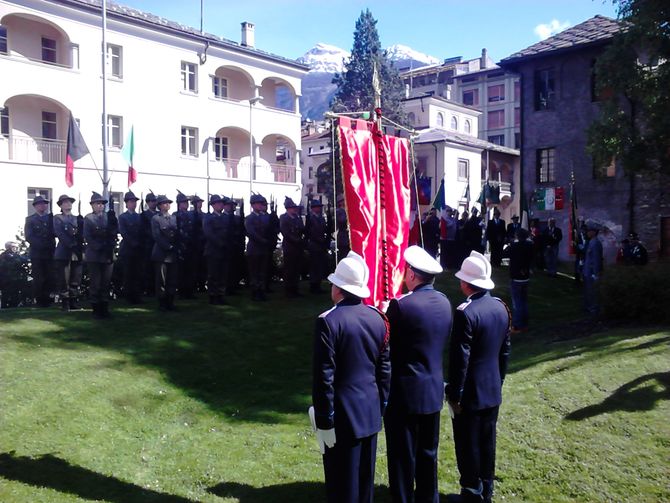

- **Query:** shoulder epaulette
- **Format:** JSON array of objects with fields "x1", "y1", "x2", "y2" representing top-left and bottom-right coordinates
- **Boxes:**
[
  {"x1": 395, "y1": 291, "x2": 413, "y2": 301},
  {"x1": 318, "y1": 305, "x2": 337, "y2": 319},
  {"x1": 493, "y1": 296, "x2": 513, "y2": 332},
  {"x1": 456, "y1": 299, "x2": 472, "y2": 311}
]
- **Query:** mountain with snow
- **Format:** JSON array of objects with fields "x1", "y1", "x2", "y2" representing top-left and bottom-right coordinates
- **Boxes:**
[{"x1": 298, "y1": 43, "x2": 439, "y2": 121}]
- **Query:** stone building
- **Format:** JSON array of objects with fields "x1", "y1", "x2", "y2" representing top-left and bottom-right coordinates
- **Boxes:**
[{"x1": 499, "y1": 15, "x2": 670, "y2": 262}]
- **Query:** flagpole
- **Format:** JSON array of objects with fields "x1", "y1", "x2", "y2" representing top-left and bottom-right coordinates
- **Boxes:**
[{"x1": 101, "y1": 0, "x2": 109, "y2": 202}]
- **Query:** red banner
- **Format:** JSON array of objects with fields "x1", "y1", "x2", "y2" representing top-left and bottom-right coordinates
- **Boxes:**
[{"x1": 338, "y1": 118, "x2": 410, "y2": 307}]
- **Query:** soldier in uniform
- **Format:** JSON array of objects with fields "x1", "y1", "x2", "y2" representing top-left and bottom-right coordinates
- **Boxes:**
[
  {"x1": 306, "y1": 199, "x2": 329, "y2": 294},
  {"x1": 53, "y1": 194, "x2": 83, "y2": 311},
  {"x1": 312, "y1": 251, "x2": 391, "y2": 503},
  {"x1": 228, "y1": 198, "x2": 247, "y2": 294},
  {"x1": 190, "y1": 195, "x2": 207, "y2": 292},
  {"x1": 542, "y1": 218, "x2": 563, "y2": 277},
  {"x1": 335, "y1": 194, "x2": 350, "y2": 260},
  {"x1": 84, "y1": 192, "x2": 118, "y2": 319},
  {"x1": 279, "y1": 196, "x2": 304, "y2": 297},
  {"x1": 447, "y1": 251, "x2": 511, "y2": 503},
  {"x1": 582, "y1": 221, "x2": 603, "y2": 316},
  {"x1": 385, "y1": 246, "x2": 452, "y2": 503},
  {"x1": 151, "y1": 195, "x2": 179, "y2": 311},
  {"x1": 203, "y1": 194, "x2": 230, "y2": 305},
  {"x1": 175, "y1": 191, "x2": 196, "y2": 299},
  {"x1": 485, "y1": 208, "x2": 506, "y2": 267},
  {"x1": 141, "y1": 192, "x2": 159, "y2": 296},
  {"x1": 628, "y1": 232, "x2": 648, "y2": 266},
  {"x1": 245, "y1": 194, "x2": 271, "y2": 301},
  {"x1": 25, "y1": 194, "x2": 55, "y2": 306},
  {"x1": 505, "y1": 215, "x2": 521, "y2": 245},
  {"x1": 118, "y1": 191, "x2": 143, "y2": 304}
]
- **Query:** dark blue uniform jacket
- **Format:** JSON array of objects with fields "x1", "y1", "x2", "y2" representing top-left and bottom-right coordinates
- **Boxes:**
[
  {"x1": 313, "y1": 299, "x2": 391, "y2": 439},
  {"x1": 447, "y1": 291, "x2": 511, "y2": 411},
  {"x1": 387, "y1": 284, "x2": 452, "y2": 414}
]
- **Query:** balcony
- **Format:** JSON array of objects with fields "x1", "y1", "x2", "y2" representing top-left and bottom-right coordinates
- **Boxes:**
[
  {"x1": 0, "y1": 135, "x2": 65, "y2": 164},
  {"x1": 208, "y1": 157, "x2": 296, "y2": 184}
]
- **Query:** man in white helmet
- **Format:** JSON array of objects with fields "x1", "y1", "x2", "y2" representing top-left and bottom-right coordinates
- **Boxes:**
[
  {"x1": 446, "y1": 251, "x2": 511, "y2": 503},
  {"x1": 311, "y1": 251, "x2": 391, "y2": 503}
]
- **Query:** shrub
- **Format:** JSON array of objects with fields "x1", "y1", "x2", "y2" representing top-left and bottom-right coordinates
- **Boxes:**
[{"x1": 600, "y1": 262, "x2": 670, "y2": 322}]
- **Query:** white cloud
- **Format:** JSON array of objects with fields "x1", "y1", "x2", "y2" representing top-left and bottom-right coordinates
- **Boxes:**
[{"x1": 534, "y1": 19, "x2": 571, "y2": 40}]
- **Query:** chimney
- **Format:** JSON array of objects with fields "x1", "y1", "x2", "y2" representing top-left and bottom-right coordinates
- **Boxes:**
[
  {"x1": 481, "y1": 48, "x2": 488, "y2": 69},
  {"x1": 241, "y1": 22, "x2": 255, "y2": 48}
]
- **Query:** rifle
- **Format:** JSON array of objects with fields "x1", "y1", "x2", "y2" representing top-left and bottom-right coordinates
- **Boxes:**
[
  {"x1": 140, "y1": 192, "x2": 145, "y2": 213},
  {"x1": 304, "y1": 195, "x2": 312, "y2": 247},
  {"x1": 76, "y1": 193, "x2": 85, "y2": 257},
  {"x1": 107, "y1": 189, "x2": 119, "y2": 260}
]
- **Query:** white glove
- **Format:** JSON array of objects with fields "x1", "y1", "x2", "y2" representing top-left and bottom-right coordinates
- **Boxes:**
[
  {"x1": 308, "y1": 406, "x2": 325, "y2": 454},
  {"x1": 318, "y1": 428, "x2": 336, "y2": 450}
]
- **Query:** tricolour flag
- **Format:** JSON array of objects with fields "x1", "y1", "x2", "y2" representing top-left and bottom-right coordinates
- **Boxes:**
[
  {"x1": 65, "y1": 112, "x2": 90, "y2": 188},
  {"x1": 121, "y1": 125, "x2": 136, "y2": 187},
  {"x1": 536, "y1": 187, "x2": 564, "y2": 211},
  {"x1": 432, "y1": 178, "x2": 448, "y2": 239}
]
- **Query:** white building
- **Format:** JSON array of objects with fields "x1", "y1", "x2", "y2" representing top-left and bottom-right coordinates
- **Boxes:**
[
  {"x1": 0, "y1": 0, "x2": 309, "y2": 240},
  {"x1": 300, "y1": 121, "x2": 331, "y2": 204}
]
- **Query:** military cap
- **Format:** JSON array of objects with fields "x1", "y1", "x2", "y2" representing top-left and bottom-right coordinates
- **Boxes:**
[
  {"x1": 56, "y1": 194, "x2": 76, "y2": 206},
  {"x1": 176, "y1": 191, "x2": 189, "y2": 204},
  {"x1": 404, "y1": 245, "x2": 443, "y2": 275},
  {"x1": 123, "y1": 191, "x2": 140, "y2": 202},
  {"x1": 191, "y1": 194, "x2": 204, "y2": 203},
  {"x1": 250, "y1": 194, "x2": 267, "y2": 205},
  {"x1": 222, "y1": 196, "x2": 234, "y2": 206},
  {"x1": 145, "y1": 192, "x2": 157, "y2": 203},
  {"x1": 32, "y1": 195, "x2": 50, "y2": 206},
  {"x1": 209, "y1": 194, "x2": 224, "y2": 205},
  {"x1": 155, "y1": 195, "x2": 173, "y2": 205},
  {"x1": 511, "y1": 214, "x2": 520, "y2": 220},
  {"x1": 90, "y1": 192, "x2": 107, "y2": 204},
  {"x1": 628, "y1": 232, "x2": 639, "y2": 240},
  {"x1": 310, "y1": 199, "x2": 324, "y2": 208},
  {"x1": 284, "y1": 196, "x2": 299, "y2": 209}
]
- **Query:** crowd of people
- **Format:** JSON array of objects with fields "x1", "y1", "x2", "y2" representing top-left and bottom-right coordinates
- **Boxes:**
[{"x1": 4, "y1": 191, "x2": 345, "y2": 317}]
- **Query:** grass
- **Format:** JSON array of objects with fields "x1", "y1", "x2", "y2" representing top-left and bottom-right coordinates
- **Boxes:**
[{"x1": 0, "y1": 268, "x2": 668, "y2": 502}]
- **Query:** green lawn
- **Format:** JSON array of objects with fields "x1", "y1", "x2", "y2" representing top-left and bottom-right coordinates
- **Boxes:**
[{"x1": 0, "y1": 269, "x2": 668, "y2": 502}]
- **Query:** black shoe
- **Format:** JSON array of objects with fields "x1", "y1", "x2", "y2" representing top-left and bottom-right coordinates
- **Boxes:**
[
  {"x1": 101, "y1": 303, "x2": 112, "y2": 319},
  {"x1": 166, "y1": 296, "x2": 178, "y2": 311},
  {"x1": 69, "y1": 298, "x2": 82, "y2": 310},
  {"x1": 61, "y1": 299, "x2": 70, "y2": 312},
  {"x1": 92, "y1": 303, "x2": 105, "y2": 319}
]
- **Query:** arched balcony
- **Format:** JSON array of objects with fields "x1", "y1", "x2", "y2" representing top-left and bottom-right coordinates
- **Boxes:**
[
  {"x1": 0, "y1": 13, "x2": 74, "y2": 68},
  {"x1": 209, "y1": 126, "x2": 255, "y2": 180},
  {"x1": 258, "y1": 134, "x2": 297, "y2": 183},
  {"x1": 211, "y1": 65, "x2": 255, "y2": 102},
  {"x1": 260, "y1": 77, "x2": 297, "y2": 113},
  {"x1": 1, "y1": 94, "x2": 69, "y2": 164}
]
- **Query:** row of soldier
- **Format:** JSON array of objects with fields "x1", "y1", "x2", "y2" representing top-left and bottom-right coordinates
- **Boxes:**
[{"x1": 23, "y1": 191, "x2": 347, "y2": 318}]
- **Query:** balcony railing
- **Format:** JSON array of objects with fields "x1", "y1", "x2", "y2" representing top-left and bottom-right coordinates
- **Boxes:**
[
  {"x1": 209, "y1": 157, "x2": 296, "y2": 183},
  {"x1": 0, "y1": 135, "x2": 65, "y2": 164},
  {"x1": 482, "y1": 180, "x2": 512, "y2": 195}
]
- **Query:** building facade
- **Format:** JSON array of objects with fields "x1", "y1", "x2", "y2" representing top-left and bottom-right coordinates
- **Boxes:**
[
  {"x1": 500, "y1": 15, "x2": 670, "y2": 262},
  {"x1": 300, "y1": 121, "x2": 331, "y2": 204},
  {"x1": 0, "y1": 0, "x2": 308, "y2": 240}
]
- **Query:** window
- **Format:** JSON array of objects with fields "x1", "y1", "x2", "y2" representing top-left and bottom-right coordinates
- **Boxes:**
[
  {"x1": 488, "y1": 84, "x2": 505, "y2": 102},
  {"x1": 457, "y1": 159, "x2": 469, "y2": 181},
  {"x1": 212, "y1": 76, "x2": 228, "y2": 98},
  {"x1": 514, "y1": 132, "x2": 521, "y2": 149},
  {"x1": 514, "y1": 107, "x2": 520, "y2": 126},
  {"x1": 106, "y1": 115, "x2": 123, "y2": 148},
  {"x1": 487, "y1": 110, "x2": 504, "y2": 129},
  {"x1": 111, "y1": 191, "x2": 124, "y2": 214},
  {"x1": 488, "y1": 135, "x2": 505, "y2": 146},
  {"x1": 436, "y1": 112, "x2": 444, "y2": 127},
  {"x1": 462, "y1": 89, "x2": 479, "y2": 106},
  {"x1": 536, "y1": 148, "x2": 556, "y2": 183},
  {"x1": 464, "y1": 119, "x2": 471, "y2": 134},
  {"x1": 214, "y1": 136, "x2": 229, "y2": 160},
  {"x1": 535, "y1": 68, "x2": 555, "y2": 110},
  {"x1": 308, "y1": 167, "x2": 313, "y2": 179},
  {"x1": 107, "y1": 44, "x2": 122, "y2": 78},
  {"x1": 0, "y1": 26, "x2": 7, "y2": 54},
  {"x1": 450, "y1": 116, "x2": 458, "y2": 130},
  {"x1": 27, "y1": 187, "x2": 52, "y2": 215},
  {"x1": 594, "y1": 157, "x2": 616, "y2": 179},
  {"x1": 308, "y1": 147, "x2": 313, "y2": 154},
  {"x1": 407, "y1": 112, "x2": 416, "y2": 125},
  {"x1": 514, "y1": 80, "x2": 520, "y2": 101},
  {"x1": 1, "y1": 107, "x2": 8, "y2": 137},
  {"x1": 41, "y1": 111, "x2": 57, "y2": 139},
  {"x1": 181, "y1": 62, "x2": 197, "y2": 92},
  {"x1": 181, "y1": 126, "x2": 198, "y2": 156},
  {"x1": 41, "y1": 37, "x2": 56, "y2": 63}
]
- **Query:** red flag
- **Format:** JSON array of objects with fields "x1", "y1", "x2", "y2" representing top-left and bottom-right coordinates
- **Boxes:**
[{"x1": 65, "y1": 112, "x2": 90, "y2": 187}]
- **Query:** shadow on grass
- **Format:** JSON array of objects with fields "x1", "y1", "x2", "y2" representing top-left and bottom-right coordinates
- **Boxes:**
[
  {"x1": 565, "y1": 371, "x2": 670, "y2": 420},
  {"x1": 0, "y1": 452, "x2": 193, "y2": 502}
]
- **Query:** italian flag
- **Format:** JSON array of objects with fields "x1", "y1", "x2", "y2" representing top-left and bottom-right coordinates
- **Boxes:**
[
  {"x1": 432, "y1": 178, "x2": 449, "y2": 239},
  {"x1": 121, "y1": 125, "x2": 137, "y2": 187},
  {"x1": 535, "y1": 187, "x2": 564, "y2": 211},
  {"x1": 65, "y1": 112, "x2": 90, "y2": 188}
]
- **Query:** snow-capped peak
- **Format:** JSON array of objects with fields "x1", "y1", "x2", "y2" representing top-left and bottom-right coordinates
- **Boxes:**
[
  {"x1": 298, "y1": 43, "x2": 350, "y2": 74},
  {"x1": 385, "y1": 44, "x2": 440, "y2": 66}
]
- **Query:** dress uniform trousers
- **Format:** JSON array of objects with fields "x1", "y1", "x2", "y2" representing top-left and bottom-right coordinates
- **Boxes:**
[
  {"x1": 385, "y1": 403, "x2": 441, "y2": 503},
  {"x1": 308, "y1": 247, "x2": 328, "y2": 290},
  {"x1": 282, "y1": 248, "x2": 302, "y2": 294},
  {"x1": 452, "y1": 406, "x2": 499, "y2": 501},
  {"x1": 154, "y1": 262, "x2": 178, "y2": 299},
  {"x1": 31, "y1": 258, "x2": 53, "y2": 304},
  {"x1": 247, "y1": 253, "x2": 269, "y2": 294},
  {"x1": 55, "y1": 259, "x2": 82, "y2": 300},
  {"x1": 88, "y1": 262, "x2": 113, "y2": 304},
  {"x1": 207, "y1": 255, "x2": 227, "y2": 297},
  {"x1": 323, "y1": 433, "x2": 378, "y2": 503},
  {"x1": 122, "y1": 252, "x2": 143, "y2": 301}
]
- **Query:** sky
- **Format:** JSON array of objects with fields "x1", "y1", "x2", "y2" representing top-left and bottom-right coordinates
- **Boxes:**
[{"x1": 118, "y1": 0, "x2": 619, "y2": 62}]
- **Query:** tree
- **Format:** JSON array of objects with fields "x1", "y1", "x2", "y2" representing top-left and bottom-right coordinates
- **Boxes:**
[
  {"x1": 331, "y1": 9, "x2": 406, "y2": 124},
  {"x1": 587, "y1": 0, "x2": 670, "y2": 175}
]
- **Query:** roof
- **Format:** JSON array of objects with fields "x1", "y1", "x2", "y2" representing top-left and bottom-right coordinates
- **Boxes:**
[
  {"x1": 53, "y1": 0, "x2": 310, "y2": 72},
  {"x1": 500, "y1": 15, "x2": 621, "y2": 66},
  {"x1": 403, "y1": 94, "x2": 482, "y2": 114},
  {"x1": 301, "y1": 130, "x2": 331, "y2": 142},
  {"x1": 414, "y1": 128, "x2": 520, "y2": 155}
]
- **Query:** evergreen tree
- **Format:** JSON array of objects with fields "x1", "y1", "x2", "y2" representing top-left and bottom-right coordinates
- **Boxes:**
[
  {"x1": 587, "y1": 0, "x2": 670, "y2": 175},
  {"x1": 331, "y1": 9, "x2": 406, "y2": 123}
]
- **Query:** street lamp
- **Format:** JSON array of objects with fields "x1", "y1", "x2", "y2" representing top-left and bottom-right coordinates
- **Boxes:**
[{"x1": 248, "y1": 95, "x2": 263, "y2": 195}]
